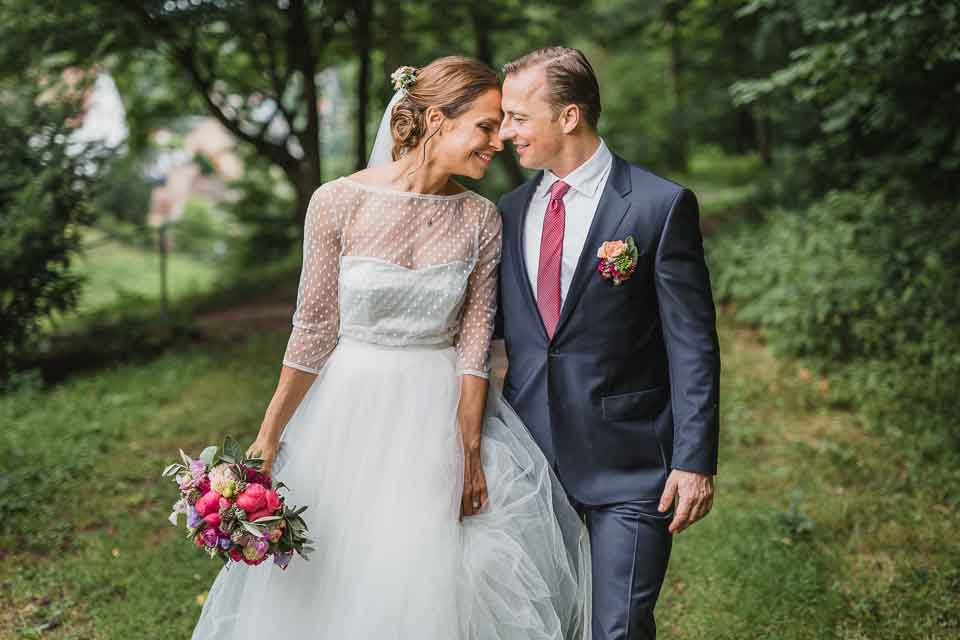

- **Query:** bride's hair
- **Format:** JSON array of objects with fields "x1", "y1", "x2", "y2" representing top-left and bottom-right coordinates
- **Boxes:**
[{"x1": 390, "y1": 56, "x2": 500, "y2": 161}]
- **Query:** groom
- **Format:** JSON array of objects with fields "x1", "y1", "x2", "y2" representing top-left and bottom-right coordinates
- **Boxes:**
[{"x1": 495, "y1": 47, "x2": 720, "y2": 639}]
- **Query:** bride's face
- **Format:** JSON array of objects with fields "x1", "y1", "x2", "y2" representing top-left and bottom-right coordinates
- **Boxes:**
[{"x1": 428, "y1": 88, "x2": 504, "y2": 179}]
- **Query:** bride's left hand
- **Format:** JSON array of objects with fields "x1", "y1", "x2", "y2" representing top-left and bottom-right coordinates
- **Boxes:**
[{"x1": 460, "y1": 442, "x2": 488, "y2": 520}]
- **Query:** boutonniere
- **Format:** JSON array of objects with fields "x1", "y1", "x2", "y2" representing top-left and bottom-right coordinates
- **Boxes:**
[{"x1": 596, "y1": 236, "x2": 639, "y2": 286}]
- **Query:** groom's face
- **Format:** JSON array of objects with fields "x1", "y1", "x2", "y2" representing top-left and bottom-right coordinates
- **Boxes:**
[{"x1": 500, "y1": 67, "x2": 563, "y2": 171}]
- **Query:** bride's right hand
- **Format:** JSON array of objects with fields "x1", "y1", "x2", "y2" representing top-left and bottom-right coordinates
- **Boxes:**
[{"x1": 246, "y1": 435, "x2": 280, "y2": 476}]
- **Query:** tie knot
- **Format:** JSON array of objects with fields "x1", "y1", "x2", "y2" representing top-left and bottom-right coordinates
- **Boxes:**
[{"x1": 549, "y1": 180, "x2": 570, "y2": 201}]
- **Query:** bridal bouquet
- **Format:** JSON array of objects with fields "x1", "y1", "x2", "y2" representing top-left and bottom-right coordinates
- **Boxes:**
[{"x1": 163, "y1": 437, "x2": 312, "y2": 569}]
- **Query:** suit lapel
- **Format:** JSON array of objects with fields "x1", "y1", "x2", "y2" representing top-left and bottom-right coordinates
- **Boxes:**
[
  {"x1": 510, "y1": 172, "x2": 548, "y2": 341},
  {"x1": 552, "y1": 154, "x2": 633, "y2": 340}
]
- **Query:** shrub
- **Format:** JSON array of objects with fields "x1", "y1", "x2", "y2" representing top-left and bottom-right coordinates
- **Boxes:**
[
  {"x1": 709, "y1": 190, "x2": 960, "y2": 461},
  {"x1": 224, "y1": 158, "x2": 299, "y2": 267},
  {"x1": 0, "y1": 80, "x2": 107, "y2": 379}
]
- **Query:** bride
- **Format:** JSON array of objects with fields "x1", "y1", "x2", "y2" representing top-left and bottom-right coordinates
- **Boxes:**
[{"x1": 191, "y1": 56, "x2": 590, "y2": 640}]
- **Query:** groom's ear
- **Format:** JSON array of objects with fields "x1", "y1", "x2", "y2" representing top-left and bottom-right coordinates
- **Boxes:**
[{"x1": 558, "y1": 104, "x2": 581, "y2": 134}]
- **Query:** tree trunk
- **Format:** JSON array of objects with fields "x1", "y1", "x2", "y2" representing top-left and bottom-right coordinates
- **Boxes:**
[
  {"x1": 355, "y1": 0, "x2": 372, "y2": 170},
  {"x1": 289, "y1": 0, "x2": 322, "y2": 224},
  {"x1": 664, "y1": 0, "x2": 689, "y2": 174},
  {"x1": 291, "y1": 163, "x2": 320, "y2": 226}
]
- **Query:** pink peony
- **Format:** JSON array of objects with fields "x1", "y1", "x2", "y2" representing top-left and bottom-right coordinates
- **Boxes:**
[
  {"x1": 264, "y1": 490, "x2": 281, "y2": 513},
  {"x1": 194, "y1": 491, "x2": 222, "y2": 517},
  {"x1": 236, "y1": 484, "x2": 267, "y2": 512},
  {"x1": 203, "y1": 512, "x2": 222, "y2": 528},
  {"x1": 218, "y1": 496, "x2": 232, "y2": 512}
]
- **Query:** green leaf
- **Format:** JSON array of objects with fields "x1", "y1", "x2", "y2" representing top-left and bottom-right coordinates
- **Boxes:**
[
  {"x1": 162, "y1": 463, "x2": 182, "y2": 477},
  {"x1": 223, "y1": 436, "x2": 244, "y2": 462},
  {"x1": 241, "y1": 521, "x2": 264, "y2": 537},
  {"x1": 199, "y1": 445, "x2": 218, "y2": 466},
  {"x1": 253, "y1": 515, "x2": 283, "y2": 524}
]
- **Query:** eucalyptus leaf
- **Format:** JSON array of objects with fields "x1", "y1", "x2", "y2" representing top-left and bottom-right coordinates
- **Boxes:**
[
  {"x1": 199, "y1": 445, "x2": 218, "y2": 466},
  {"x1": 253, "y1": 515, "x2": 283, "y2": 523},
  {"x1": 223, "y1": 436, "x2": 243, "y2": 462}
]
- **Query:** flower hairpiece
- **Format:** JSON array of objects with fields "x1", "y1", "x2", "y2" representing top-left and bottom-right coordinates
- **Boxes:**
[{"x1": 391, "y1": 66, "x2": 418, "y2": 93}]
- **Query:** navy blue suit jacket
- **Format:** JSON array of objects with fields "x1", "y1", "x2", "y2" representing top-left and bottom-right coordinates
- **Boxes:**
[{"x1": 496, "y1": 153, "x2": 720, "y2": 505}]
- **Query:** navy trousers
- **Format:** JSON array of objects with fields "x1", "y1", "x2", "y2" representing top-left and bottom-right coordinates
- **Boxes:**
[{"x1": 569, "y1": 496, "x2": 674, "y2": 640}]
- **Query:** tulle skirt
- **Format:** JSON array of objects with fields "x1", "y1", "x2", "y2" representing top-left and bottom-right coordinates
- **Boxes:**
[{"x1": 192, "y1": 338, "x2": 591, "y2": 639}]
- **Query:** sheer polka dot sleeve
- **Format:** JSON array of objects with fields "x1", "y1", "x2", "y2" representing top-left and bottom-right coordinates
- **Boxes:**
[
  {"x1": 282, "y1": 185, "x2": 342, "y2": 374},
  {"x1": 454, "y1": 201, "x2": 503, "y2": 378}
]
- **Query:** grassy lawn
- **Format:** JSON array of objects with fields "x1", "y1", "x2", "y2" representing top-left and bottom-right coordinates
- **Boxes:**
[
  {"x1": 55, "y1": 229, "x2": 221, "y2": 328},
  {"x1": 657, "y1": 320, "x2": 960, "y2": 639},
  {"x1": 2, "y1": 312, "x2": 957, "y2": 638}
]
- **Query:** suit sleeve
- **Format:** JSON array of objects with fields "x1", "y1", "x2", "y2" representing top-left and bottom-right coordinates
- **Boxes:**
[
  {"x1": 492, "y1": 200, "x2": 507, "y2": 341},
  {"x1": 654, "y1": 189, "x2": 721, "y2": 475}
]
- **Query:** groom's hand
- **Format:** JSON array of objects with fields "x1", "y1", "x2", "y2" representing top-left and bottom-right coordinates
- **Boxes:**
[{"x1": 658, "y1": 469, "x2": 714, "y2": 534}]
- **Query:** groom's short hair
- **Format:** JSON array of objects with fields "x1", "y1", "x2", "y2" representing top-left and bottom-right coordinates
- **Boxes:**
[{"x1": 502, "y1": 47, "x2": 601, "y2": 131}]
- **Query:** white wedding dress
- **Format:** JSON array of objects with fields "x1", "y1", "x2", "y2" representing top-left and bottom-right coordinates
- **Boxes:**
[{"x1": 191, "y1": 177, "x2": 591, "y2": 639}]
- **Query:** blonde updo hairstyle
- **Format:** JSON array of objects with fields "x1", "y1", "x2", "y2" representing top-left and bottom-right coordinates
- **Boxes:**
[{"x1": 390, "y1": 56, "x2": 500, "y2": 162}]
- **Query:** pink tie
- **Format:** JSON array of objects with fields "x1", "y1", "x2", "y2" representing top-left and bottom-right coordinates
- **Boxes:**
[{"x1": 537, "y1": 180, "x2": 570, "y2": 339}]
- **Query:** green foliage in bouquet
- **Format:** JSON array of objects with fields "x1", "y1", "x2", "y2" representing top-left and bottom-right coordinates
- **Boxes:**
[{"x1": 163, "y1": 436, "x2": 313, "y2": 568}]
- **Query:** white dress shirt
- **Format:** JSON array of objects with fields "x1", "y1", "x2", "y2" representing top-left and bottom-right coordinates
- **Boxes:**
[{"x1": 524, "y1": 138, "x2": 614, "y2": 304}]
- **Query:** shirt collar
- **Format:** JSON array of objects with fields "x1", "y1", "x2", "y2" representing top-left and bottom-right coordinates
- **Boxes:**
[{"x1": 536, "y1": 138, "x2": 613, "y2": 199}]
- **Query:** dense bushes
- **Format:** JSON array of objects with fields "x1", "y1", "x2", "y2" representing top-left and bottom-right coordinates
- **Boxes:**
[
  {"x1": 0, "y1": 80, "x2": 106, "y2": 379},
  {"x1": 709, "y1": 191, "x2": 960, "y2": 460},
  {"x1": 708, "y1": 0, "x2": 960, "y2": 474}
]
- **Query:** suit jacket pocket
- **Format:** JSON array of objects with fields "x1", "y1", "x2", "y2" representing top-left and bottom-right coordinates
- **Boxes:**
[{"x1": 601, "y1": 385, "x2": 668, "y2": 421}]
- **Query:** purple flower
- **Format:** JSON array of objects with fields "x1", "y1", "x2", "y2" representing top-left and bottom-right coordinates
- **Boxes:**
[
  {"x1": 254, "y1": 538, "x2": 269, "y2": 555},
  {"x1": 190, "y1": 459, "x2": 207, "y2": 481},
  {"x1": 273, "y1": 551, "x2": 293, "y2": 570},
  {"x1": 219, "y1": 536, "x2": 232, "y2": 550},
  {"x1": 187, "y1": 505, "x2": 203, "y2": 529},
  {"x1": 176, "y1": 473, "x2": 193, "y2": 491},
  {"x1": 201, "y1": 527, "x2": 219, "y2": 547}
]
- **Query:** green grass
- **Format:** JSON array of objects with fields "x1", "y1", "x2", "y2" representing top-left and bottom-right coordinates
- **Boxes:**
[
  {"x1": 1, "y1": 332, "x2": 283, "y2": 638},
  {"x1": 2, "y1": 313, "x2": 958, "y2": 638},
  {"x1": 52, "y1": 229, "x2": 221, "y2": 330},
  {"x1": 657, "y1": 320, "x2": 960, "y2": 639}
]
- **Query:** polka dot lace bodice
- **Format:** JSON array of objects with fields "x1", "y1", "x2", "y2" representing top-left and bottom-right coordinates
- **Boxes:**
[{"x1": 281, "y1": 177, "x2": 502, "y2": 378}]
